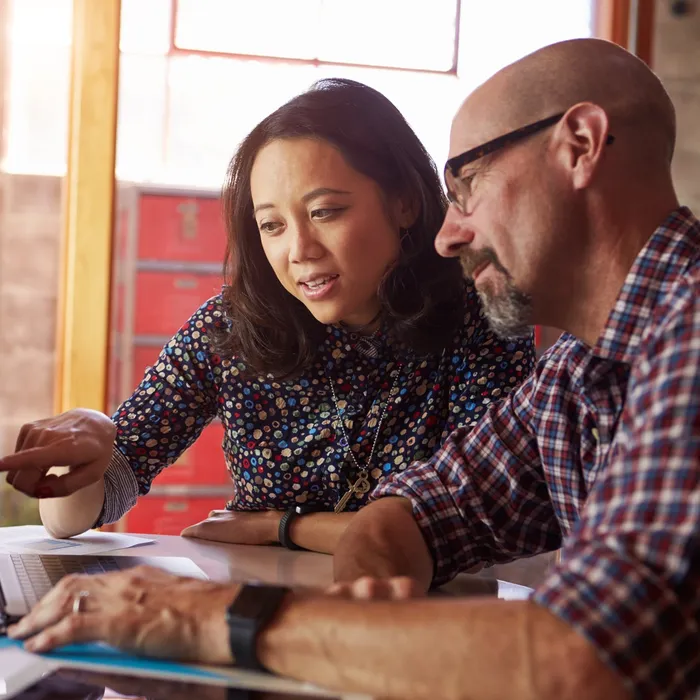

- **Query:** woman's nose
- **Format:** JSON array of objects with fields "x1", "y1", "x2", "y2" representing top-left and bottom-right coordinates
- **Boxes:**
[{"x1": 288, "y1": 221, "x2": 324, "y2": 262}]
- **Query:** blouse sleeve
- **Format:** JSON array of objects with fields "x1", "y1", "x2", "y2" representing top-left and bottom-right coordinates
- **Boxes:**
[
  {"x1": 440, "y1": 282, "x2": 536, "y2": 441},
  {"x1": 96, "y1": 296, "x2": 226, "y2": 525}
]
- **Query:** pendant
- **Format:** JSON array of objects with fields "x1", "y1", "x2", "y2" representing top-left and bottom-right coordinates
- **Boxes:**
[{"x1": 334, "y1": 475, "x2": 372, "y2": 513}]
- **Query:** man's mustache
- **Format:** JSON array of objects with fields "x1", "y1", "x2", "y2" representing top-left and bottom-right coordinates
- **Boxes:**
[{"x1": 458, "y1": 247, "x2": 507, "y2": 279}]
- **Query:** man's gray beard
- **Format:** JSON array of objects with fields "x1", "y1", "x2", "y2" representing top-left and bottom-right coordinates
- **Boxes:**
[
  {"x1": 476, "y1": 279, "x2": 533, "y2": 339},
  {"x1": 459, "y1": 248, "x2": 533, "y2": 338}
]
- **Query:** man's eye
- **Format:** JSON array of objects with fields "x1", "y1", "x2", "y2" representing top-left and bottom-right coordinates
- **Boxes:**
[{"x1": 459, "y1": 174, "x2": 476, "y2": 193}]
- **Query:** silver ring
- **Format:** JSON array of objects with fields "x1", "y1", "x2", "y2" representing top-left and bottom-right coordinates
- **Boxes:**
[{"x1": 72, "y1": 590, "x2": 90, "y2": 614}]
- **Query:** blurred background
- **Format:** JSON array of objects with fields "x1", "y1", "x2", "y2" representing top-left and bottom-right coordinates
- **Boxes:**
[{"x1": 0, "y1": 0, "x2": 698, "y2": 535}]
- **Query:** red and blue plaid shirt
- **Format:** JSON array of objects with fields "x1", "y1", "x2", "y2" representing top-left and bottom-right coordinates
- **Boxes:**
[{"x1": 373, "y1": 206, "x2": 700, "y2": 699}]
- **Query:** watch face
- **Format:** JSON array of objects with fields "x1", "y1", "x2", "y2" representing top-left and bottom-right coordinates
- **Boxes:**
[{"x1": 294, "y1": 505, "x2": 319, "y2": 515}]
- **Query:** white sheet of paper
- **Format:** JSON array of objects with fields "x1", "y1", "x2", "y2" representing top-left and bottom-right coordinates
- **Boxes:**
[
  {"x1": 0, "y1": 645, "x2": 52, "y2": 698},
  {"x1": 0, "y1": 529, "x2": 153, "y2": 555}
]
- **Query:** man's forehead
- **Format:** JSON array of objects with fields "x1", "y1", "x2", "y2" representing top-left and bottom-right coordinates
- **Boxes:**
[{"x1": 448, "y1": 90, "x2": 512, "y2": 160}]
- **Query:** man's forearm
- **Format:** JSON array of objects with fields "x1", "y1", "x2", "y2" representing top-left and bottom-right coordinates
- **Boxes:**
[
  {"x1": 333, "y1": 497, "x2": 433, "y2": 589},
  {"x1": 258, "y1": 596, "x2": 628, "y2": 700}
]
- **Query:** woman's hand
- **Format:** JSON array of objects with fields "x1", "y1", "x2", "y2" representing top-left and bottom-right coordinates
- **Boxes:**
[
  {"x1": 181, "y1": 509, "x2": 283, "y2": 546},
  {"x1": 8, "y1": 565, "x2": 238, "y2": 664},
  {"x1": 0, "y1": 408, "x2": 117, "y2": 499}
]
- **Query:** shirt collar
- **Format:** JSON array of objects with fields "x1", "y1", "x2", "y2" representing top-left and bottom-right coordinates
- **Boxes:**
[{"x1": 593, "y1": 206, "x2": 700, "y2": 363}]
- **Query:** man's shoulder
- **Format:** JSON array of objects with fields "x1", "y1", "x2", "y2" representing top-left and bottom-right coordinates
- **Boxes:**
[
  {"x1": 639, "y1": 261, "x2": 700, "y2": 353},
  {"x1": 534, "y1": 332, "x2": 584, "y2": 378}
]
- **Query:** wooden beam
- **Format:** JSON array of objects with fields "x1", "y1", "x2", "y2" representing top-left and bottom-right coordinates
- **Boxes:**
[
  {"x1": 595, "y1": 0, "x2": 631, "y2": 47},
  {"x1": 55, "y1": 0, "x2": 121, "y2": 412},
  {"x1": 594, "y1": 0, "x2": 656, "y2": 66},
  {"x1": 632, "y1": 0, "x2": 656, "y2": 66}
]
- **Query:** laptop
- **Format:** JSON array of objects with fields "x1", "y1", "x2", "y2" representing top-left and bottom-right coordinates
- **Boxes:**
[{"x1": 0, "y1": 552, "x2": 207, "y2": 620}]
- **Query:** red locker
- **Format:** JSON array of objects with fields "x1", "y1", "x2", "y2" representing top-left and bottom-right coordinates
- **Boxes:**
[
  {"x1": 124, "y1": 496, "x2": 228, "y2": 536},
  {"x1": 134, "y1": 271, "x2": 222, "y2": 337},
  {"x1": 108, "y1": 185, "x2": 233, "y2": 535}
]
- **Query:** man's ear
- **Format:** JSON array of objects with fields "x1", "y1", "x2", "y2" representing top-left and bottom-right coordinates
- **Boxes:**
[{"x1": 555, "y1": 102, "x2": 611, "y2": 190}]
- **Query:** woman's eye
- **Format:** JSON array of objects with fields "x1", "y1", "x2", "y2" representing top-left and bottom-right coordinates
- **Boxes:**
[
  {"x1": 258, "y1": 221, "x2": 281, "y2": 235},
  {"x1": 311, "y1": 207, "x2": 342, "y2": 220}
]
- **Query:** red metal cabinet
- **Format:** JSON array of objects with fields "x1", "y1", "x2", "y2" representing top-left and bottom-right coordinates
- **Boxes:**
[
  {"x1": 137, "y1": 194, "x2": 227, "y2": 262},
  {"x1": 108, "y1": 185, "x2": 233, "y2": 535},
  {"x1": 134, "y1": 271, "x2": 222, "y2": 337},
  {"x1": 122, "y1": 496, "x2": 228, "y2": 536}
]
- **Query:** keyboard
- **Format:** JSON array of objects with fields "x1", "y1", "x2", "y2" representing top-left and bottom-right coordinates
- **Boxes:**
[{"x1": 10, "y1": 554, "x2": 125, "y2": 608}]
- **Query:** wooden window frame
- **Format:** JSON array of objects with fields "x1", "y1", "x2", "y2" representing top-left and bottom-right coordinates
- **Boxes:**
[{"x1": 168, "y1": 0, "x2": 462, "y2": 76}]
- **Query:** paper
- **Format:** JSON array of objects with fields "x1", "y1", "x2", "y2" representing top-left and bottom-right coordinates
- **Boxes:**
[
  {"x1": 0, "y1": 641, "x2": 52, "y2": 698},
  {"x1": 0, "y1": 530, "x2": 153, "y2": 556}
]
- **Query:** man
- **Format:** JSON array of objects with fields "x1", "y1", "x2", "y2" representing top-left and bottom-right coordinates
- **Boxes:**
[{"x1": 5, "y1": 38, "x2": 699, "y2": 699}]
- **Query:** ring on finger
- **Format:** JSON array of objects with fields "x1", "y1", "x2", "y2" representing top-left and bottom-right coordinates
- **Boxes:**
[{"x1": 72, "y1": 590, "x2": 90, "y2": 614}]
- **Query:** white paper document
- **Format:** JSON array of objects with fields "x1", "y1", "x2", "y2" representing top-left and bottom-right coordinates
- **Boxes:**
[{"x1": 0, "y1": 527, "x2": 153, "y2": 556}]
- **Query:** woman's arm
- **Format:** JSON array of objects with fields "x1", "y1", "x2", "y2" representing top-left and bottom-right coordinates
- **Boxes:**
[
  {"x1": 181, "y1": 509, "x2": 356, "y2": 555},
  {"x1": 0, "y1": 408, "x2": 118, "y2": 538},
  {"x1": 1, "y1": 298, "x2": 224, "y2": 537}
]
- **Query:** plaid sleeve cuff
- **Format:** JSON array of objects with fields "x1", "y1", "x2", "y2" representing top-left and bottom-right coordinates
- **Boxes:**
[
  {"x1": 371, "y1": 438, "x2": 480, "y2": 587},
  {"x1": 92, "y1": 446, "x2": 139, "y2": 528},
  {"x1": 532, "y1": 541, "x2": 700, "y2": 699}
]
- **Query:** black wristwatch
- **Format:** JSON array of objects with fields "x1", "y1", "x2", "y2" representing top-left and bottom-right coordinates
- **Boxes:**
[
  {"x1": 226, "y1": 583, "x2": 291, "y2": 671},
  {"x1": 278, "y1": 505, "x2": 319, "y2": 550}
]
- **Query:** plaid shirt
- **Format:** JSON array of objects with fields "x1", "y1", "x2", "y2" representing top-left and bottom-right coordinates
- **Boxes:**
[{"x1": 373, "y1": 206, "x2": 700, "y2": 699}]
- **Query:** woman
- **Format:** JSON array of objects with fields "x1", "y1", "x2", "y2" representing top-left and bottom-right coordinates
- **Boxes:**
[{"x1": 2, "y1": 79, "x2": 534, "y2": 553}]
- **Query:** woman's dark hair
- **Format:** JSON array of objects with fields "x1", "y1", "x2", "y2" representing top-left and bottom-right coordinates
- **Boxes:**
[{"x1": 216, "y1": 77, "x2": 465, "y2": 379}]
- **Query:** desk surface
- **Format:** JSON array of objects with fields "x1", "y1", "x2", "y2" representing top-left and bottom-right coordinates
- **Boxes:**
[{"x1": 0, "y1": 526, "x2": 533, "y2": 600}]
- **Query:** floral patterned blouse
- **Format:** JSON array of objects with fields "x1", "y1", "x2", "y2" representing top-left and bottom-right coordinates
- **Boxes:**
[{"x1": 99, "y1": 283, "x2": 535, "y2": 523}]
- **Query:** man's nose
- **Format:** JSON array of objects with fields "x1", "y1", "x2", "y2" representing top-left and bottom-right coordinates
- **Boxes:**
[{"x1": 435, "y1": 205, "x2": 475, "y2": 258}]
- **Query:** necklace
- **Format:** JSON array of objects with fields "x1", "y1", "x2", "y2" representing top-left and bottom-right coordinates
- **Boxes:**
[{"x1": 326, "y1": 363, "x2": 403, "y2": 513}]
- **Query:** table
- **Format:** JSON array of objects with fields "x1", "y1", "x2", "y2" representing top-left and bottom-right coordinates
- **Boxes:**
[{"x1": 0, "y1": 526, "x2": 533, "y2": 599}]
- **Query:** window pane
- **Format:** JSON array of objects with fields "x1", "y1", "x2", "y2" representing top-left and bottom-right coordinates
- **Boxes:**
[
  {"x1": 458, "y1": 0, "x2": 593, "y2": 87},
  {"x1": 3, "y1": 43, "x2": 71, "y2": 173},
  {"x1": 115, "y1": 54, "x2": 168, "y2": 181},
  {"x1": 163, "y1": 55, "x2": 318, "y2": 186},
  {"x1": 120, "y1": 0, "x2": 171, "y2": 55},
  {"x1": 8, "y1": 0, "x2": 72, "y2": 47},
  {"x1": 318, "y1": 0, "x2": 457, "y2": 71},
  {"x1": 174, "y1": 0, "x2": 321, "y2": 61}
]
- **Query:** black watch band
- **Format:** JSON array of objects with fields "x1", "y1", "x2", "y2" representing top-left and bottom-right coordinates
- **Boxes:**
[
  {"x1": 226, "y1": 583, "x2": 291, "y2": 672},
  {"x1": 279, "y1": 505, "x2": 321, "y2": 550},
  {"x1": 278, "y1": 507, "x2": 303, "y2": 550}
]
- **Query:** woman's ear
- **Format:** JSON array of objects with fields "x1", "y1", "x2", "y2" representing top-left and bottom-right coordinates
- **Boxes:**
[{"x1": 392, "y1": 194, "x2": 420, "y2": 230}]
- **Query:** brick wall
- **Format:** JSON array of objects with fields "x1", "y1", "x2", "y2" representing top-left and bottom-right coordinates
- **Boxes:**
[
  {"x1": 0, "y1": 173, "x2": 62, "y2": 523},
  {"x1": 654, "y1": 1, "x2": 700, "y2": 214}
]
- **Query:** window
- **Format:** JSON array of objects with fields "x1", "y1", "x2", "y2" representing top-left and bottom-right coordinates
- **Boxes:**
[
  {"x1": 2, "y1": 0, "x2": 594, "y2": 183},
  {"x1": 174, "y1": 0, "x2": 460, "y2": 73}
]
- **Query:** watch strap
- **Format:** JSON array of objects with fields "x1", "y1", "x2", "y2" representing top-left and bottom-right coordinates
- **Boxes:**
[
  {"x1": 226, "y1": 583, "x2": 291, "y2": 671},
  {"x1": 278, "y1": 507, "x2": 303, "y2": 551}
]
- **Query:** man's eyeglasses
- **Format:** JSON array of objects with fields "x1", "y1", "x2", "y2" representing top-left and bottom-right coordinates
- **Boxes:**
[{"x1": 444, "y1": 112, "x2": 615, "y2": 214}]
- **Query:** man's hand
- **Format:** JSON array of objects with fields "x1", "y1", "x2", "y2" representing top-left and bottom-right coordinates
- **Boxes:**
[
  {"x1": 180, "y1": 509, "x2": 282, "y2": 545},
  {"x1": 0, "y1": 408, "x2": 116, "y2": 499},
  {"x1": 333, "y1": 497, "x2": 434, "y2": 591},
  {"x1": 8, "y1": 566, "x2": 238, "y2": 664},
  {"x1": 326, "y1": 576, "x2": 425, "y2": 600}
]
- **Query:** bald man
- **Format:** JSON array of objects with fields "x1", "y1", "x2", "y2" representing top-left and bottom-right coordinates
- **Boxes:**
[{"x1": 6, "y1": 39, "x2": 698, "y2": 699}]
